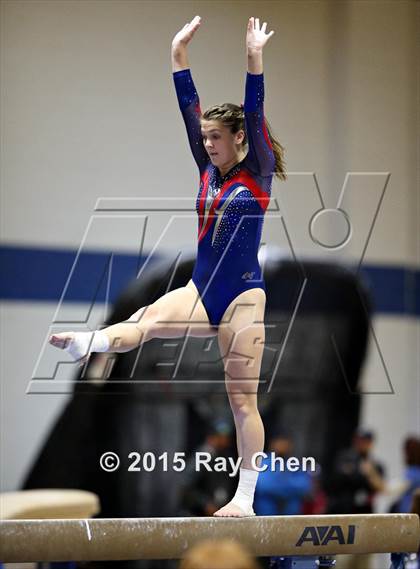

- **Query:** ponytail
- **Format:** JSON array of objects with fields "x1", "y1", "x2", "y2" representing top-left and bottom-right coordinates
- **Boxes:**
[{"x1": 264, "y1": 116, "x2": 287, "y2": 181}]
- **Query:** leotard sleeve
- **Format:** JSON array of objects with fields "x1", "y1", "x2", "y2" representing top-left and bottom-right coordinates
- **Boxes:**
[
  {"x1": 173, "y1": 69, "x2": 209, "y2": 174},
  {"x1": 243, "y1": 72, "x2": 276, "y2": 177}
]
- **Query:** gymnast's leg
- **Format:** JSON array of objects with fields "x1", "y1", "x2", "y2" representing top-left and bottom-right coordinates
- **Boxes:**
[
  {"x1": 214, "y1": 288, "x2": 266, "y2": 517},
  {"x1": 48, "y1": 279, "x2": 217, "y2": 364}
]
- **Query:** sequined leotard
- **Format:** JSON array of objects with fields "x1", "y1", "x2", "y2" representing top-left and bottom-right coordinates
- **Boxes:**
[{"x1": 173, "y1": 69, "x2": 275, "y2": 327}]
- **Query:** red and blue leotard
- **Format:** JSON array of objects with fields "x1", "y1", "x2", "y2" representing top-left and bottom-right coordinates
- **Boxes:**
[{"x1": 173, "y1": 69, "x2": 275, "y2": 327}]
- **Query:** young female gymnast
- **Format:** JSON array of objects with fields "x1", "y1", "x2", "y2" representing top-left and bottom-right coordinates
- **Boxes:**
[{"x1": 49, "y1": 15, "x2": 286, "y2": 517}]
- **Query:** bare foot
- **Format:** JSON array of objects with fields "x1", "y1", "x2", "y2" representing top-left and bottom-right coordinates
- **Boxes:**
[
  {"x1": 49, "y1": 332, "x2": 75, "y2": 349},
  {"x1": 213, "y1": 501, "x2": 255, "y2": 517},
  {"x1": 48, "y1": 332, "x2": 89, "y2": 367}
]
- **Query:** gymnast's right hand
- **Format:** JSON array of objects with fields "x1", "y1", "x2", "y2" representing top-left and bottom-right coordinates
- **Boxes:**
[{"x1": 171, "y1": 15, "x2": 201, "y2": 49}]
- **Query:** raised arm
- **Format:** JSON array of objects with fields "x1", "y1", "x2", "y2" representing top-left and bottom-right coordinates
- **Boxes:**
[
  {"x1": 243, "y1": 17, "x2": 276, "y2": 177},
  {"x1": 171, "y1": 16, "x2": 209, "y2": 173}
]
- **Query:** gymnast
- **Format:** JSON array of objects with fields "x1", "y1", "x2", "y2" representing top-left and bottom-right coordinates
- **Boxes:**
[{"x1": 49, "y1": 15, "x2": 286, "y2": 517}]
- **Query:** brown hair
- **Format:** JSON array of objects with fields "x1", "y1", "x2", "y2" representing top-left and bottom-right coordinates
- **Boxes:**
[
  {"x1": 202, "y1": 103, "x2": 287, "y2": 182},
  {"x1": 404, "y1": 436, "x2": 420, "y2": 466},
  {"x1": 179, "y1": 538, "x2": 261, "y2": 569}
]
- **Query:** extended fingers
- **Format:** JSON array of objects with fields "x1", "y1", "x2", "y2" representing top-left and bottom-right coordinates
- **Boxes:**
[
  {"x1": 249, "y1": 16, "x2": 274, "y2": 37},
  {"x1": 189, "y1": 15, "x2": 201, "y2": 29},
  {"x1": 249, "y1": 17, "x2": 260, "y2": 30},
  {"x1": 182, "y1": 15, "x2": 201, "y2": 31}
]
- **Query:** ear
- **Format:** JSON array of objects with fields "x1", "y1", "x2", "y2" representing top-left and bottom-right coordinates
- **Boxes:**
[{"x1": 235, "y1": 129, "x2": 245, "y2": 145}]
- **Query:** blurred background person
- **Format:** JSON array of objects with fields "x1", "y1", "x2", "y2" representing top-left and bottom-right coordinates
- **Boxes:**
[
  {"x1": 179, "y1": 538, "x2": 261, "y2": 569},
  {"x1": 301, "y1": 463, "x2": 327, "y2": 515},
  {"x1": 254, "y1": 430, "x2": 312, "y2": 516},
  {"x1": 327, "y1": 429, "x2": 385, "y2": 515},
  {"x1": 179, "y1": 419, "x2": 236, "y2": 516},
  {"x1": 328, "y1": 429, "x2": 386, "y2": 569},
  {"x1": 388, "y1": 436, "x2": 420, "y2": 513}
]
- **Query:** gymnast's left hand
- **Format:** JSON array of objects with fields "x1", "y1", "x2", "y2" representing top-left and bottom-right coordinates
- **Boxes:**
[{"x1": 246, "y1": 17, "x2": 275, "y2": 52}]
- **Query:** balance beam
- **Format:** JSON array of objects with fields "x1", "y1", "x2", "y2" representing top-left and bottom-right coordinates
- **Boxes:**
[{"x1": 1, "y1": 514, "x2": 419, "y2": 563}]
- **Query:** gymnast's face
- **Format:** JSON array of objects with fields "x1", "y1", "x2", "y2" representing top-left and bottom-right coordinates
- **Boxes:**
[{"x1": 201, "y1": 119, "x2": 245, "y2": 168}]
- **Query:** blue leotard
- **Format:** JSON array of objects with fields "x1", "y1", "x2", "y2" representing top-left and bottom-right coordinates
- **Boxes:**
[{"x1": 173, "y1": 69, "x2": 275, "y2": 327}]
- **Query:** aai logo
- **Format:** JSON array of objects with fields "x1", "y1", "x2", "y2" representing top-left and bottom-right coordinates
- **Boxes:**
[{"x1": 296, "y1": 525, "x2": 356, "y2": 547}]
